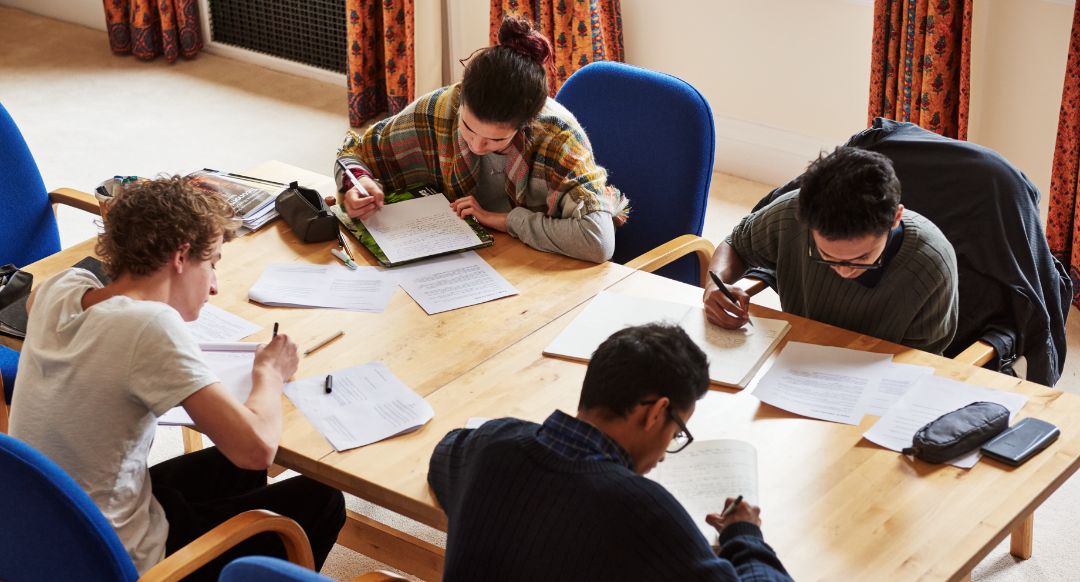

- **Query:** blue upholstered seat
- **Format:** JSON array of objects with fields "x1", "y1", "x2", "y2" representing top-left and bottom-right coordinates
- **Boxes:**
[{"x1": 556, "y1": 61, "x2": 715, "y2": 286}]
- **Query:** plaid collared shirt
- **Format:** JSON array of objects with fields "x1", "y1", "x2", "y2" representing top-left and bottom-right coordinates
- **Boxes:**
[{"x1": 535, "y1": 410, "x2": 633, "y2": 469}]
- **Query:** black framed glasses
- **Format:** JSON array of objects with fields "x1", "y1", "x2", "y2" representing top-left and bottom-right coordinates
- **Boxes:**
[
  {"x1": 806, "y1": 229, "x2": 889, "y2": 271},
  {"x1": 640, "y1": 400, "x2": 694, "y2": 454}
]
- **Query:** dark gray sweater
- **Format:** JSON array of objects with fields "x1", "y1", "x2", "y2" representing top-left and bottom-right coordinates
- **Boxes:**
[{"x1": 727, "y1": 191, "x2": 958, "y2": 353}]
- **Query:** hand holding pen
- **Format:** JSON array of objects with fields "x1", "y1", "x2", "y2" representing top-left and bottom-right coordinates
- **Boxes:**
[
  {"x1": 704, "y1": 271, "x2": 753, "y2": 329},
  {"x1": 705, "y1": 495, "x2": 761, "y2": 533},
  {"x1": 335, "y1": 159, "x2": 384, "y2": 220}
]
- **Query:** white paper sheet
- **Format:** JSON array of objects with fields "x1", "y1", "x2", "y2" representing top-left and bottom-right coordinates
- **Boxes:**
[
  {"x1": 158, "y1": 349, "x2": 256, "y2": 426},
  {"x1": 248, "y1": 263, "x2": 395, "y2": 312},
  {"x1": 862, "y1": 362, "x2": 935, "y2": 417},
  {"x1": 186, "y1": 303, "x2": 261, "y2": 342},
  {"x1": 392, "y1": 252, "x2": 518, "y2": 314},
  {"x1": 863, "y1": 375, "x2": 1029, "y2": 468},
  {"x1": 750, "y1": 342, "x2": 893, "y2": 424},
  {"x1": 283, "y1": 362, "x2": 434, "y2": 452},
  {"x1": 361, "y1": 194, "x2": 484, "y2": 263}
]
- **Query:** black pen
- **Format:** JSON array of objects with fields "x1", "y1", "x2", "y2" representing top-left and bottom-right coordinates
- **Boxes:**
[
  {"x1": 708, "y1": 271, "x2": 753, "y2": 327},
  {"x1": 720, "y1": 495, "x2": 744, "y2": 520},
  {"x1": 324, "y1": 374, "x2": 333, "y2": 395},
  {"x1": 273, "y1": 322, "x2": 279, "y2": 338}
]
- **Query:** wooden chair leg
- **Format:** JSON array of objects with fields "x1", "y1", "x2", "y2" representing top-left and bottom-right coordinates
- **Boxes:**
[
  {"x1": 182, "y1": 426, "x2": 204, "y2": 453},
  {"x1": 1009, "y1": 513, "x2": 1034, "y2": 560}
]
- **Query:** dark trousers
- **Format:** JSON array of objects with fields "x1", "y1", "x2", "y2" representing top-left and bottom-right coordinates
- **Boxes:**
[{"x1": 150, "y1": 446, "x2": 346, "y2": 581}]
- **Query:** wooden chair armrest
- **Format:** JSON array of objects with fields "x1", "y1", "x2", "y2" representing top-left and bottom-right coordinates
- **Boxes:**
[
  {"x1": 139, "y1": 509, "x2": 314, "y2": 582},
  {"x1": 734, "y1": 276, "x2": 768, "y2": 297},
  {"x1": 624, "y1": 234, "x2": 716, "y2": 288},
  {"x1": 350, "y1": 571, "x2": 409, "y2": 582},
  {"x1": 953, "y1": 339, "x2": 996, "y2": 368},
  {"x1": 49, "y1": 188, "x2": 102, "y2": 216}
]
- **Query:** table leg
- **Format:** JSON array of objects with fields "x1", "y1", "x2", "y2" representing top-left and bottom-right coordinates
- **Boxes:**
[
  {"x1": 337, "y1": 510, "x2": 444, "y2": 581},
  {"x1": 181, "y1": 426, "x2": 203, "y2": 453},
  {"x1": 1009, "y1": 513, "x2": 1034, "y2": 560}
]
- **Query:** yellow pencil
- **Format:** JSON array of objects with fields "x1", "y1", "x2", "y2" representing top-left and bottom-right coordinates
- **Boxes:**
[{"x1": 304, "y1": 330, "x2": 345, "y2": 356}]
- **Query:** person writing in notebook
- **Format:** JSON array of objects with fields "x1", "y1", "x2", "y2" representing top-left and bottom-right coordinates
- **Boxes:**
[
  {"x1": 10, "y1": 177, "x2": 345, "y2": 580},
  {"x1": 428, "y1": 323, "x2": 792, "y2": 581},
  {"x1": 704, "y1": 147, "x2": 958, "y2": 354},
  {"x1": 331, "y1": 17, "x2": 628, "y2": 264}
]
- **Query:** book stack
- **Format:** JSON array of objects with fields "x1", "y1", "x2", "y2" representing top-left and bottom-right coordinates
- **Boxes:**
[{"x1": 187, "y1": 169, "x2": 283, "y2": 231}]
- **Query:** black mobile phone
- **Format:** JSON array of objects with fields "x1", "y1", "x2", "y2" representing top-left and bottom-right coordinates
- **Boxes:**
[{"x1": 980, "y1": 418, "x2": 1060, "y2": 466}]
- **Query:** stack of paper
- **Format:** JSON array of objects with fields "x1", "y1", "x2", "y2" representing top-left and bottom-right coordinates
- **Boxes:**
[
  {"x1": 543, "y1": 292, "x2": 790, "y2": 389},
  {"x1": 284, "y1": 362, "x2": 434, "y2": 452},
  {"x1": 248, "y1": 264, "x2": 395, "y2": 312},
  {"x1": 187, "y1": 169, "x2": 281, "y2": 231}
]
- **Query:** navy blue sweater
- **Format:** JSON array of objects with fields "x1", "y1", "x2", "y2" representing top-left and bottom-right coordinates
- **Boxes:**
[{"x1": 428, "y1": 418, "x2": 793, "y2": 581}]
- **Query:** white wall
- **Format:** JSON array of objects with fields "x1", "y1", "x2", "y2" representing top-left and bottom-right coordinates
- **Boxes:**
[{"x1": 0, "y1": 0, "x2": 104, "y2": 31}]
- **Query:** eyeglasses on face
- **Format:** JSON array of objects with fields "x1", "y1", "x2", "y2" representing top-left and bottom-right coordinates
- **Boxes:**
[
  {"x1": 639, "y1": 399, "x2": 694, "y2": 454},
  {"x1": 806, "y1": 229, "x2": 889, "y2": 271}
]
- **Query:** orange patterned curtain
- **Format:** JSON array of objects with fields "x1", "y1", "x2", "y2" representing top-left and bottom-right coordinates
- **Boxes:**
[
  {"x1": 868, "y1": 0, "x2": 972, "y2": 139},
  {"x1": 103, "y1": 0, "x2": 203, "y2": 62},
  {"x1": 1047, "y1": 3, "x2": 1080, "y2": 307},
  {"x1": 346, "y1": 0, "x2": 415, "y2": 128},
  {"x1": 490, "y1": 0, "x2": 624, "y2": 95}
]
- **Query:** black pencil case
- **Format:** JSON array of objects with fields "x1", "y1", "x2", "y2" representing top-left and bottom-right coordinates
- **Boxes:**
[
  {"x1": 902, "y1": 401, "x2": 1010, "y2": 464},
  {"x1": 275, "y1": 181, "x2": 338, "y2": 243}
]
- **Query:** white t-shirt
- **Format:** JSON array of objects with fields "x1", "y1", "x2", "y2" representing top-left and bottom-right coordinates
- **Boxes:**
[{"x1": 10, "y1": 268, "x2": 218, "y2": 573}]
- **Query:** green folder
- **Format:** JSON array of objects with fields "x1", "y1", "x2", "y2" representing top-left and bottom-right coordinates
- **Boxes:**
[{"x1": 333, "y1": 187, "x2": 494, "y2": 267}]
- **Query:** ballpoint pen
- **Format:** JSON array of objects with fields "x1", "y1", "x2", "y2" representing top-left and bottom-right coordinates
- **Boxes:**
[
  {"x1": 336, "y1": 159, "x2": 370, "y2": 198},
  {"x1": 719, "y1": 495, "x2": 744, "y2": 520},
  {"x1": 708, "y1": 271, "x2": 754, "y2": 327}
]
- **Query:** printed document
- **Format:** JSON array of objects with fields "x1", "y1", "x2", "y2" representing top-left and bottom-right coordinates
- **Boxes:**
[
  {"x1": 862, "y1": 362, "x2": 935, "y2": 417},
  {"x1": 248, "y1": 264, "x2": 395, "y2": 312},
  {"x1": 186, "y1": 303, "x2": 261, "y2": 343},
  {"x1": 751, "y1": 342, "x2": 893, "y2": 424},
  {"x1": 284, "y1": 362, "x2": 434, "y2": 452},
  {"x1": 544, "y1": 292, "x2": 789, "y2": 388},
  {"x1": 392, "y1": 251, "x2": 518, "y2": 314},
  {"x1": 361, "y1": 194, "x2": 484, "y2": 263},
  {"x1": 158, "y1": 344, "x2": 258, "y2": 426},
  {"x1": 864, "y1": 375, "x2": 1028, "y2": 468},
  {"x1": 650, "y1": 439, "x2": 758, "y2": 546}
]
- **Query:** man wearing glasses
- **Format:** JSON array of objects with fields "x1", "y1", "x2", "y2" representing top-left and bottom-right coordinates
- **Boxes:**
[
  {"x1": 704, "y1": 147, "x2": 958, "y2": 354},
  {"x1": 428, "y1": 324, "x2": 792, "y2": 581}
]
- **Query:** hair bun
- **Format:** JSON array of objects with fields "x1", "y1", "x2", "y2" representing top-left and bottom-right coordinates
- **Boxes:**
[{"x1": 497, "y1": 16, "x2": 553, "y2": 68}]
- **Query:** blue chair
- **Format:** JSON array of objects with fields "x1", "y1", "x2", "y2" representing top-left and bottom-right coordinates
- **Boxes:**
[
  {"x1": 219, "y1": 555, "x2": 406, "y2": 581},
  {"x1": 555, "y1": 61, "x2": 716, "y2": 287},
  {"x1": 0, "y1": 432, "x2": 314, "y2": 581},
  {"x1": 0, "y1": 101, "x2": 103, "y2": 431}
]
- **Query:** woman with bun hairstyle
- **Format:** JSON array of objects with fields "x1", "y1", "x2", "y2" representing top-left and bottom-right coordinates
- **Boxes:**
[{"x1": 333, "y1": 17, "x2": 628, "y2": 264}]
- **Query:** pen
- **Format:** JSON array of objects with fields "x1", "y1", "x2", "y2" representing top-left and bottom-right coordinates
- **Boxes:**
[
  {"x1": 336, "y1": 159, "x2": 371, "y2": 198},
  {"x1": 304, "y1": 330, "x2": 345, "y2": 356},
  {"x1": 336, "y1": 230, "x2": 355, "y2": 261},
  {"x1": 330, "y1": 248, "x2": 359, "y2": 270},
  {"x1": 324, "y1": 374, "x2": 333, "y2": 394},
  {"x1": 272, "y1": 322, "x2": 279, "y2": 338},
  {"x1": 708, "y1": 271, "x2": 754, "y2": 327},
  {"x1": 719, "y1": 495, "x2": 744, "y2": 520}
]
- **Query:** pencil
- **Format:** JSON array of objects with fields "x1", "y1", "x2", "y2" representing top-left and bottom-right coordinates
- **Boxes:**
[{"x1": 304, "y1": 330, "x2": 345, "y2": 356}]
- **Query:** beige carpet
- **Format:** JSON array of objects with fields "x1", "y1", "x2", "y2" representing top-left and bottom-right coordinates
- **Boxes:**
[{"x1": 3, "y1": 6, "x2": 1079, "y2": 580}]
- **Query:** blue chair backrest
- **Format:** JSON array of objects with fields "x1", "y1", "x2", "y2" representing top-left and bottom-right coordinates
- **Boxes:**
[
  {"x1": 219, "y1": 555, "x2": 330, "y2": 581},
  {"x1": 0, "y1": 432, "x2": 138, "y2": 582},
  {"x1": 556, "y1": 61, "x2": 715, "y2": 285},
  {"x1": 0, "y1": 101, "x2": 61, "y2": 268}
]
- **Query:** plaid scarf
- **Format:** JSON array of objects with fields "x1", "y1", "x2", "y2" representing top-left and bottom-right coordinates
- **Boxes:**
[{"x1": 337, "y1": 84, "x2": 628, "y2": 222}]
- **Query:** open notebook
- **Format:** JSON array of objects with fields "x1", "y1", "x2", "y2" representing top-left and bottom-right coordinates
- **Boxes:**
[
  {"x1": 649, "y1": 439, "x2": 759, "y2": 548},
  {"x1": 543, "y1": 292, "x2": 790, "y2": 389}
]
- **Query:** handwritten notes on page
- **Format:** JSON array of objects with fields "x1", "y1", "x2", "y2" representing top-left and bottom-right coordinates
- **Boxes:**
[
  {"x1": 248, "y1": 264, "x2": 395, "y2": 312},
  {"x1": 186, "y1": 303, "x2": 261, "y2": 343},
  {"x1": 863, "y1": 375, "x2": 1028, "y2": 468},
  {"x1": 750, "y1": 342, "x2": 894, "y2": 424},
  {"x1": 284, "y1": 362, "x2": 434, "y2": 452},
  {"x1": 392, "y1": 252, "x2": 518, "y2": 314},
  {"x1": 158, "y1": 344, "x2": 258, "y2": 427},
  {"x1": 543, "y1": 292, "x2": 790, "y2": 388},
  {"x1": 362, "y1": 194, "x2": 484, "y2": 263},
  {"x1": 650, "y1": 439, "x2": 758, "y2": 545}
]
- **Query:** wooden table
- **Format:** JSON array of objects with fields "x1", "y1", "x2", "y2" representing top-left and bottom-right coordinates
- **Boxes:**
[
  {"x1": 13, "y1": 198, "x2": 1080, "y2": 581},
  {"x1": 312, "y1": 269, "x2": 1080, "y2": 582}
]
